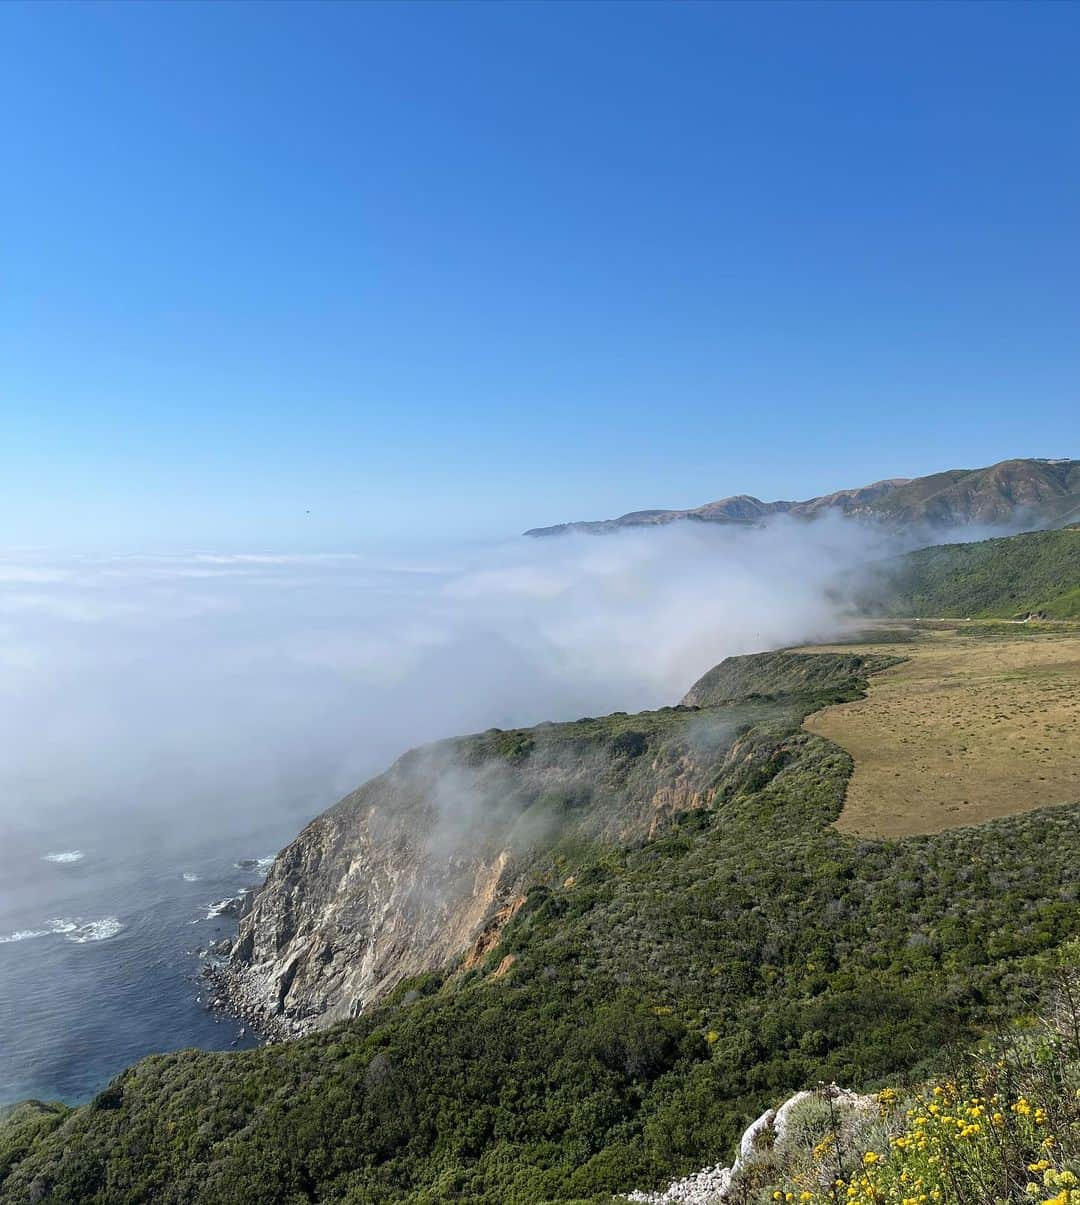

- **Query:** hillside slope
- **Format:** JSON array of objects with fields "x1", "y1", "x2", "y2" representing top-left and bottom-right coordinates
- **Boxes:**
[
  {"x1": 526, "y1": 458, "x2": 1080, "y2": 537},
  {"x1": 680, "y1": 651, "x2": 901, "y2": 707},
  {"x1": 220, "y1": 654, "x2": 896, "y2": 1039},
  {"x1": 3, "y1": 650, "x2": 1078, "y2": 1204},
  {"x1": 627, "y1": 972, "x2": 1080, "y2": 1205},
  {"x1": 865, "y1": 525, "x2": 1080, "y2": 618},
  {"x1": 220, "y1": 706, "x2": 765, "y2": 1039}
]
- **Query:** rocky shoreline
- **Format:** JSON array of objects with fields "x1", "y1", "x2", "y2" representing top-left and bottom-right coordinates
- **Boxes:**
[
  {"x1": 195, "y1": 886, "x2": 303, "y2": 1044},
  {"x1": 200, "y1": 956, "x2": 298, "y2": 1044}
]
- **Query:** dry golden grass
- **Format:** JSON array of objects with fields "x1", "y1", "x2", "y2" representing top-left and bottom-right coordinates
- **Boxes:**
[{"x1": 799, "y1": 623, "x2": 1080, "y2": 838}]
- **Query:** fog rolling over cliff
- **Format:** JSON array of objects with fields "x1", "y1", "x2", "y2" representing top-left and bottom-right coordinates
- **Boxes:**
[
  {"x1": 223, "y1": 704, "x2": 750, "y2": 1036},
  {"x1": 2, "y1": 518, "x2": 913, "y2": 1097},
  {"x1": 0, "y1": 515, "x2": 898, "y2": 846}
]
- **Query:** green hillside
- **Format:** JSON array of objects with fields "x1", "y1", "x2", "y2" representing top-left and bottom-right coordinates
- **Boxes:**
[
  {"x1": 0, "y1": 1102, "x2": 70, "y2": 1185},
  {"x1": 673, "y1": 966, "x2": 1080, "y2": 1205},
  {"x1": 869, "y1": 526, "x2": 1080, "y2": 619},
  {"x1": 680, "y1": 650, "x2": 901, "y2": 706},
  {"x1": 3, "y1": 653, "x2": 1078, "y2": 1204}
]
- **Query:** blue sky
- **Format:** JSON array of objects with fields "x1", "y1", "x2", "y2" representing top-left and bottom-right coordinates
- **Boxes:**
[{"x1": 2, "y1": 0, "x2": 1078, "y2": 548}]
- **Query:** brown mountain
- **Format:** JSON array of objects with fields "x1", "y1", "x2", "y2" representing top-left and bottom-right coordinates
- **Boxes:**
[{"x1": 524, "y1": 457, "x2": 1080, "y2": 536}]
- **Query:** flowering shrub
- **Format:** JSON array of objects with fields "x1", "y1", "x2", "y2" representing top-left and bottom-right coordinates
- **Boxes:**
[{"x1": 773, "y1": 972, "x2": 1080, "y2": 1205}]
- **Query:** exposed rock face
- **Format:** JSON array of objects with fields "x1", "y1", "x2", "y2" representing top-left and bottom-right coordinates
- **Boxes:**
[
  {"x1": 525, "y1": 457, "x2": 1080, "y2": 537},
  {"x1": 221, "y1": 652, "x2": 890, "y2": 1040},
  {"x1": 461, "y1": 895, "x2": 526, "y2": 971},
  {"x1": 224, "y1": 787, "x2": 522, "y2": 1037},
  {"x1": 222, "y1": 708, "x2": 744, "y2": 1038}
]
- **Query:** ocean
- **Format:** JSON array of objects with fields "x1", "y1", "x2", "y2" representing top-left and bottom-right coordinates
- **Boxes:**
[{"x1": 0, "y1": 806, "x2": 307, "y2": 1106}]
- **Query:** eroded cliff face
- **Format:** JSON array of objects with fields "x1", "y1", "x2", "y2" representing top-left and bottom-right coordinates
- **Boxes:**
[
  {"x1": 221, "y1": 705, "x2": 755, "y2": 1037},
  {"x1": 219, "y1": 650, "x2": 871, "y2": 1039},
  {"x1": 226, "y1": 794, "x2": 521, "y2": 1037}
]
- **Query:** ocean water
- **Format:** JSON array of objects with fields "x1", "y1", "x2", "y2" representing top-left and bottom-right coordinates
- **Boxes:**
[{"x1": 0, "y1": 808, "x2": 305, "y2": 1106}]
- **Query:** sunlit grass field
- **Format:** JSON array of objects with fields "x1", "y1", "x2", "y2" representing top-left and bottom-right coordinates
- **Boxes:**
[{"x1": 801, "y1": 623, "x2": 1080, "y2": 838}]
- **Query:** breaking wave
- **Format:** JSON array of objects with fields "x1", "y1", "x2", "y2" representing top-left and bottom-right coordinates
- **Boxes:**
[
  {"x1": 234, "y1": 855, "x2": 275, "y2": 872},
  {"x1": 0, "y1": 928, "x2": 52, "y2": 944},
  {"x1": 0, "y1": 916, "x2": 123, "y2": 945},
  {"x1": 66, "y1": 917, "x2": 123, "y2": 943},
  {"x1": 203, "y1": 896, "x2": 242, "y2": 921}
]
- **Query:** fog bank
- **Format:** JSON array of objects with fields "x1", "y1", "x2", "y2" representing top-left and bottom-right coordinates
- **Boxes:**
[{"x1": 0, "y1": 517, "x2": 919, "y2": 838}]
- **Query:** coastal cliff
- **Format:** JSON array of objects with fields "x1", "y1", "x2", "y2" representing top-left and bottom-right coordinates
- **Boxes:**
[
  {"x1": 6, "y1": 641, "x2": 1079, "y2": 1203},
  {"x1": 215, "y1": 649, "x2": 897, "y2": 1039},
  {"x1": 218, "y1": 701, "x2": 765, "y2": 1037}
]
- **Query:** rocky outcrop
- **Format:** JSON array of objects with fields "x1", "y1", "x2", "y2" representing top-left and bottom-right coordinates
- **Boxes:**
[
  {"x1": 219, "y1": 708, "x2": 742, "y2": 1038},
  {"x1": 461, "y1": 894, "x2": 526, "y2": 971},
  {"x1": 624, "y1": 1086, "x2": 874, "y2": 1204}
]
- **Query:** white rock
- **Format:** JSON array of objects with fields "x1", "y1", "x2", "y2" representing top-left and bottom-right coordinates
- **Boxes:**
[{"x1": 621, "y1": 1084, "x2": 869, "y2": 1204}]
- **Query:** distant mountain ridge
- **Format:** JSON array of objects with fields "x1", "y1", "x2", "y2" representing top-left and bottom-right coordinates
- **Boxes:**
[{"x1": 525, "y1": 457, "x2": 1080, "y2": 536}]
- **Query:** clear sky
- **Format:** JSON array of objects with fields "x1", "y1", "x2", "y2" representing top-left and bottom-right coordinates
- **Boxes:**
[{"x1": 2, "y1": 0, "x2": 1078, "y2": 548}]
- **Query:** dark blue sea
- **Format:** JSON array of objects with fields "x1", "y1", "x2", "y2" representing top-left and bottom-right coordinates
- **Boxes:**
[{"x1": 0, "y1": 806, "x2": 309, "y2": 1106}]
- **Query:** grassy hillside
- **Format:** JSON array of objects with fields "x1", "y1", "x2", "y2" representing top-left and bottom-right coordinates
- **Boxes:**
[
  {"x1": 802, "y1": 627, "x2": 1080, "y2": 838},
  {"x1": 867, "y1": 527, "x2": 1080, "y2": 619},
  {"x1": 2, "y1": 652, "x2": 1078, "y2": 1204},
  {"x1": 680, "y1": 651, "x2": 902, "y2": 707},
  {"x1": 864, "y1": 458, "x2": 1080, "y2": 529}
]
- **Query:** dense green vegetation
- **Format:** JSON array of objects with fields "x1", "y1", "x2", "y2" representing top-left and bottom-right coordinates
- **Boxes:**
[
  {"x1": 330, "y1": 702, "x2": 740, "y2": 854},
  {"x1": 680, "y1": 651, "x2": 902, "y2": 706},
  {"x1": 2, "y1": 654, "x2": 1079, "y2": 1204},
  {"x1": 0, "y1": 1102, "x2": 70, "y2": 1186},
  {"x1": 867, "y1": 527, "x2": 1080, "y2": 619},
  {"x1": 717, "y1": 959, "x2": 1080, "y2": 1204}
]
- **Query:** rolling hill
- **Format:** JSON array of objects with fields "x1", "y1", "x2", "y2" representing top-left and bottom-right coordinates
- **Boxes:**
[
  {"x1": 525, "y1": 457, "x2": 1080, "y2": 537},
  {"x1": 864, "y1": 525, "x2": 1080, "y2": 619}
]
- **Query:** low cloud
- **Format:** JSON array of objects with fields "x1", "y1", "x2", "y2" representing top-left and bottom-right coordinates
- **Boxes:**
[{"x1": 0, "y1": 516, "x2": 964, "y2": 837}]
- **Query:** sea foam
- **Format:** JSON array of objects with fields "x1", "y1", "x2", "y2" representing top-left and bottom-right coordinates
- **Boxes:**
[
  {"x1": 204, "y1": 897, "x2": 239, "y2": 921},
  {"x1": 0, "y1": 917, "x2": 122, "y2": 945},
  {"x1": 234, "y1": 854, "x2": 275, "y2": 872},
  {"x1": 66, "y1": 917, "x2": 123, "y2": 943},
  {"x1": 0, "y1": 928, "x2": 52, "y2": 944}
]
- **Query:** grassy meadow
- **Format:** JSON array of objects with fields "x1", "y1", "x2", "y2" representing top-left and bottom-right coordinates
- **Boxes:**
[{"x1": 801, "y1": 623, "x2": 1080, "y2": 838}]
